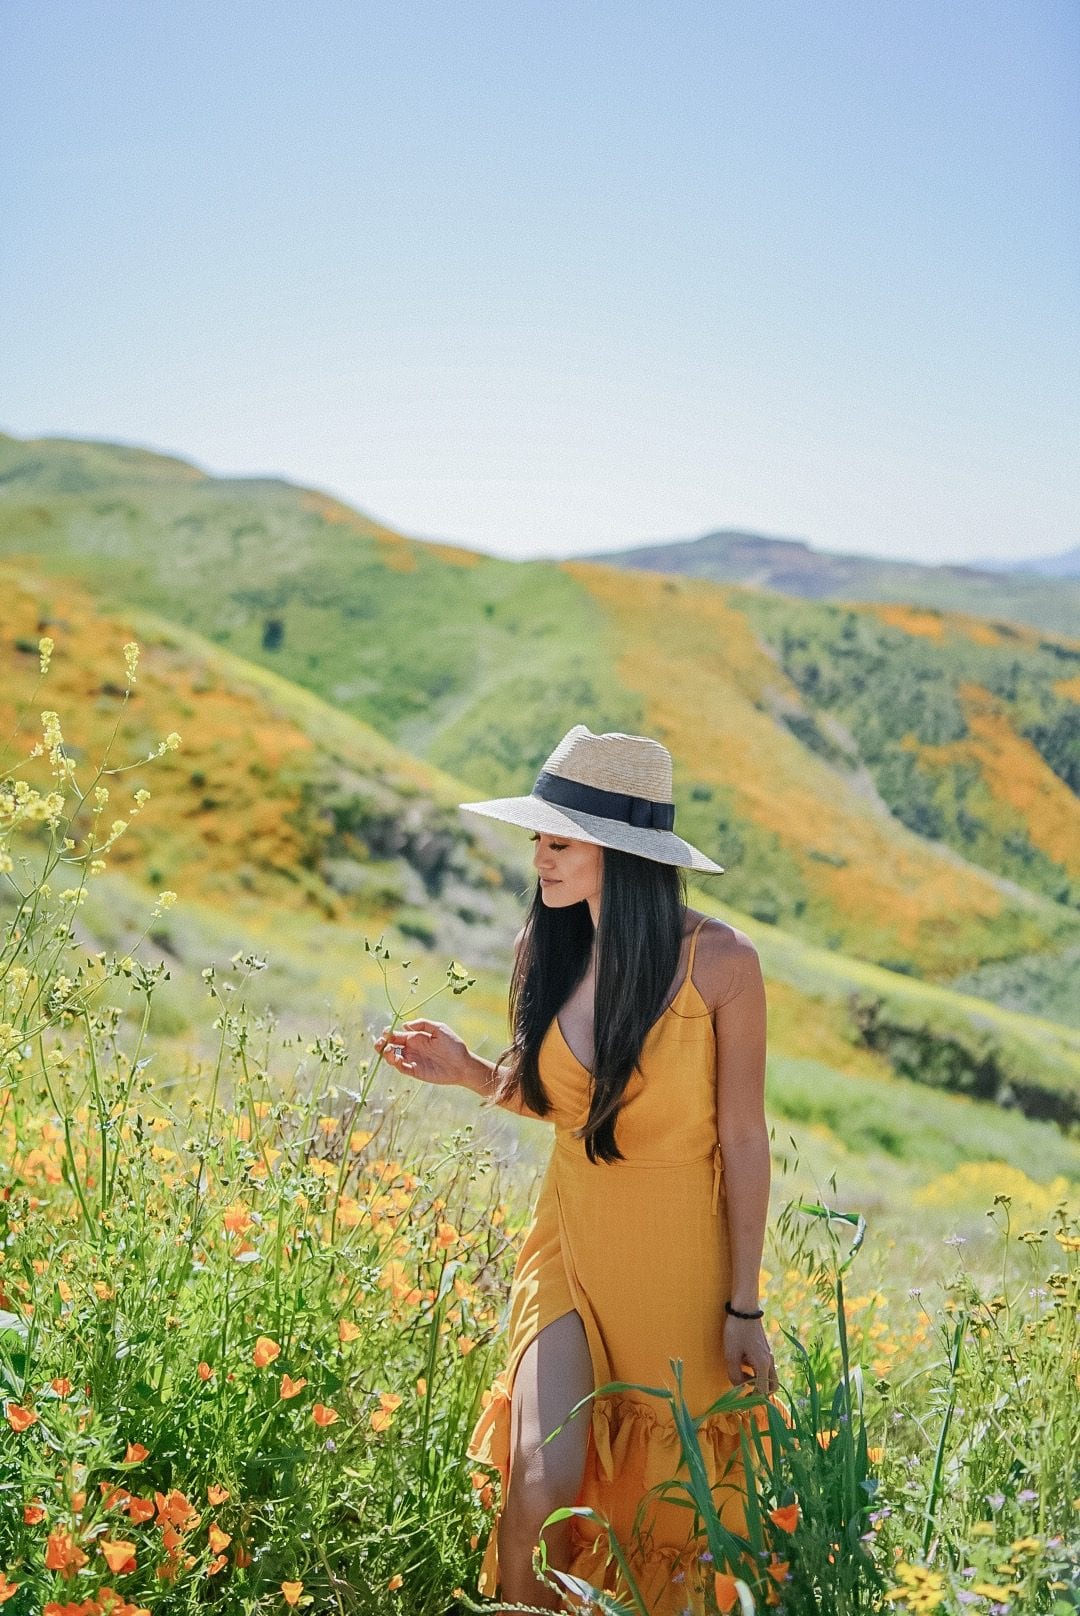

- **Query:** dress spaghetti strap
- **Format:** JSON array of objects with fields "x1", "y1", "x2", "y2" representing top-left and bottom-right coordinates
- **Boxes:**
[{"x1": 684, "y1": 914, "x2": 709, "y2": 993}]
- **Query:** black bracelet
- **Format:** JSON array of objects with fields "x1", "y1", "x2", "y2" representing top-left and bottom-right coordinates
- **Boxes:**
[{"x1": 725, "y1": 1300, "x2": 764, "y2": 1320}]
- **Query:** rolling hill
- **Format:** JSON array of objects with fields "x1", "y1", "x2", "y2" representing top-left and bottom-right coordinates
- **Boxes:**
[{"x1": 2, "y1": 431, "x2": 1077, "y2": 999}]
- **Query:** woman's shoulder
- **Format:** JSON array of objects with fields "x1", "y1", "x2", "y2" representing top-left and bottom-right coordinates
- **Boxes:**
[{"x1": 685, "y1": 912, "x2": 762, "y2": 1010}]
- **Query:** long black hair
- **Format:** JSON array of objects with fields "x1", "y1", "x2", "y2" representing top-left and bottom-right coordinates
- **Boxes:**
[{"x1": 491, "y1": 846, "x2": 691, "y2": 1165}]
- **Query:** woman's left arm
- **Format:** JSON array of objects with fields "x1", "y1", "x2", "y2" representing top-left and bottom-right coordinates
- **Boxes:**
[{"x1": 710, "y1": 926, "x2": 776, "y2": 1390}]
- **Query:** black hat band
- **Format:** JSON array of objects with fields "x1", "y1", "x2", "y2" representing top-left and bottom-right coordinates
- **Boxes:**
[{"x1": 532, "y1": 769, "x2": 676, "y2": 832}]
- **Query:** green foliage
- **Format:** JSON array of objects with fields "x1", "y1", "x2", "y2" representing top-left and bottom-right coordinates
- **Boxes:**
[{"x1": 735, "y1": 592, "x2": 1080, "y2": 911}]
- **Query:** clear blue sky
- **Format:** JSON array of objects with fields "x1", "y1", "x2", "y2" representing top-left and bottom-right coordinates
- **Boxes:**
[{"x1": 2, "y1": 0, "x2": 1077, "y2": 562}]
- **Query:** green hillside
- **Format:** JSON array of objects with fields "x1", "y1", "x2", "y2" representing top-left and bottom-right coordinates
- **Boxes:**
[{"x1": 1, "y1": 430, "x2": 1078, "y2": 997}]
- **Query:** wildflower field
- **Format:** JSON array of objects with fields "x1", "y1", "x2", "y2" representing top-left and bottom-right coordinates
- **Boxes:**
[{"x1": 0, "y1": 636, "x2": 1077, "y2": 1616}]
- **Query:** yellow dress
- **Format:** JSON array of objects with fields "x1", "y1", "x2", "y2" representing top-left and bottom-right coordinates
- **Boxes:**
[{"x1": 468, "y1": 916, "x2": 769, "y2": 1613}]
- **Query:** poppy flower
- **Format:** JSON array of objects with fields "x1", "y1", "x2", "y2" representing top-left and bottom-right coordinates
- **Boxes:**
[
  {"x1": 44, "y1": 1527, "x2": 88, "y2": 1575},
  {"x1": 99, "y1": 1538, "x2": 137, "y2": 1573},
  {"x1": 714, "y1": 1573, "x2": 739, "y2": 1613},
  {"x1": 768, "y1": 1502, "x2": 800, "y2": 1533}
]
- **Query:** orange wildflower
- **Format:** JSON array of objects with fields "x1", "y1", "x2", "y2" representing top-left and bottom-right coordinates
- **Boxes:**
[
  {"x1": 99, "y1": 1538, "x2": 137, "y2": 1573},
  {"x1": 154, "y1": 1489, "x2": 200, "y2": 1531},
  {"x1": 6, "y1": 1403, "x2": 37, "y2": 1432},
  {"x1": 279, "y1": 1373, "x2": 307, "y2": 1400},
  {"x1": 23, "y1": 1502, "x2": 46, "y2": 1524},
  {"x1": 0, "y1": 1574, "x2": 17, "y2": 1605},
  {"x1": 126, "y1": 1497, "x2": 155, "y2": 1524},
  {"x1": 377, "y1": 1260, "x2": 409, "y2": 1300},
  {"x1": 370, "y1": 1409, "x2": 394, "y2": 1433},
  {"x1": 208, "y1": 1523, "x2": 232, "y2": 1554},
  {"x1": 281, "y1": 1581, "x2": 303, "y2": 1606},
  {"x1": 51, "y1": 1377, "x2": 72, "y2": 1397},
  {"x1": 197, "y1": 1361, "x2": 214, "y2": 1381},
  {"x1": 44, "y1": 1526, "x2": 88, "y2": 1575},
  {"x1": 207, "y1": 1483, "x2": 230, "y2": 1505},
  {"x1": 388, "y1": 1573, "x2": 404, "y2": 1591},
  {"x1": 312, "y1": 1404, "x2": 338, "y2": 1426},
  {"x1": 435, "y1": 1222, "x2": 458, "y2": 1248},
  {"x1": 416, "y1": 1377, "x2": 427, "y2": 1397},
  {"x1": 769, "y1": 1502, "x2": 800, "y2": 1533},
  {"x1": 337, "y1": 1318, "x2": 361, "y2": 1343},
  {"x1": 253, "y1": 1335, "x2": 281, "y2": 1368},
  {"x1": 233, "y1": 1542, "x2": 253, "y2": 1568},
  {"x1": 714, "y1": 1573, "x2": 740, "y2": 1613},
  {"x1": 124, "y1": 1441, "x2": 149, "y2": 1463},
  {"x1": 207, "y1": 1553, "x2": 228, "y2": 1575},
  {"x1": 458, "y1": 1335, "x2": 476, "y2": 1355}
]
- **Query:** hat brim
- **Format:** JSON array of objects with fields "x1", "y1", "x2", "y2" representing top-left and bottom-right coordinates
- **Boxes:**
[{"x1": 458, "y1": 794, "x2": 724, "y2": 874}]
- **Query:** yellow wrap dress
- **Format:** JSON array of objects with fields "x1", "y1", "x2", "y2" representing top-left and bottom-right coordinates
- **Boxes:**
[{"x1": 467, "y1": 916, "x2": 770, "y2": 1612}]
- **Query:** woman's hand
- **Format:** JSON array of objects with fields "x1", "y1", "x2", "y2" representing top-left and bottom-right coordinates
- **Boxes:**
[
  {"x1": 373, "y1": 1018, "x2": 471, "y2": 1088},
  {"x1": 723, "y1": 1313, "x2": 778, "y2": 1395}
]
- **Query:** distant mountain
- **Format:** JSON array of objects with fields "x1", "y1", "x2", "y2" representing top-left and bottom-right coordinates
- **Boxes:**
[
  {"x1": 1029, "y1": 545, "x2": 1080, "y2": 579},
  {"x1": 970, "y1": 545, "x2": 1080, "y2": 580},
  {"x1": 572, "y1": 528, "x2": 1080, "y2": 638}
]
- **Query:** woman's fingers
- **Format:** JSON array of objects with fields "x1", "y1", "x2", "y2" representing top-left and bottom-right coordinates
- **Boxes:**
[{"x1": 374, "y1": 1027, "x2": 426, "y2": 1076}]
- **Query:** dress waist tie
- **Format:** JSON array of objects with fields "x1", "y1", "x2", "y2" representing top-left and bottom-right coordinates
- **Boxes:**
[{"x1": 710, "y1": 1142, "x2": 726, "y2": 1216}]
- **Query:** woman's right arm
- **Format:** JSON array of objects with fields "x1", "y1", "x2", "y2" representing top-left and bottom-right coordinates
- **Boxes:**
[{"x1": 459, "y1": 1050, "x2": 541, "y2": 1116}]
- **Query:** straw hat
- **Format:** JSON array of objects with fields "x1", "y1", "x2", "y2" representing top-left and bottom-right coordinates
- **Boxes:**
[{"x1": 458, "y1": 724, "x2": 724, "y2": 873}]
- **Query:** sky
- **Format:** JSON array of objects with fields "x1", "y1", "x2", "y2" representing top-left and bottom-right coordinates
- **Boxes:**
[{"x1": 1, "y1": 0, "x2": 1077, "y2": 564}]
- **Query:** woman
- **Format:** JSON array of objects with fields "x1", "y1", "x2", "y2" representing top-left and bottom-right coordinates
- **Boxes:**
[{"x1": 375, "y1": 725, "x2": 776, "y2": 1614}]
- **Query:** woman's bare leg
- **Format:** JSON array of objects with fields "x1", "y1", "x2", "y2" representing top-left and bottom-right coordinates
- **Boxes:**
[{"x1": 497, "y1": 1310, "x2": 593, "y2": 1612}]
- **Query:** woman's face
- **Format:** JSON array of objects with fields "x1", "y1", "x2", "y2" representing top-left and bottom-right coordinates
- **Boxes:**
[{"x1": 530, "y1": 830, "x2": 603, "y2": 909}]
